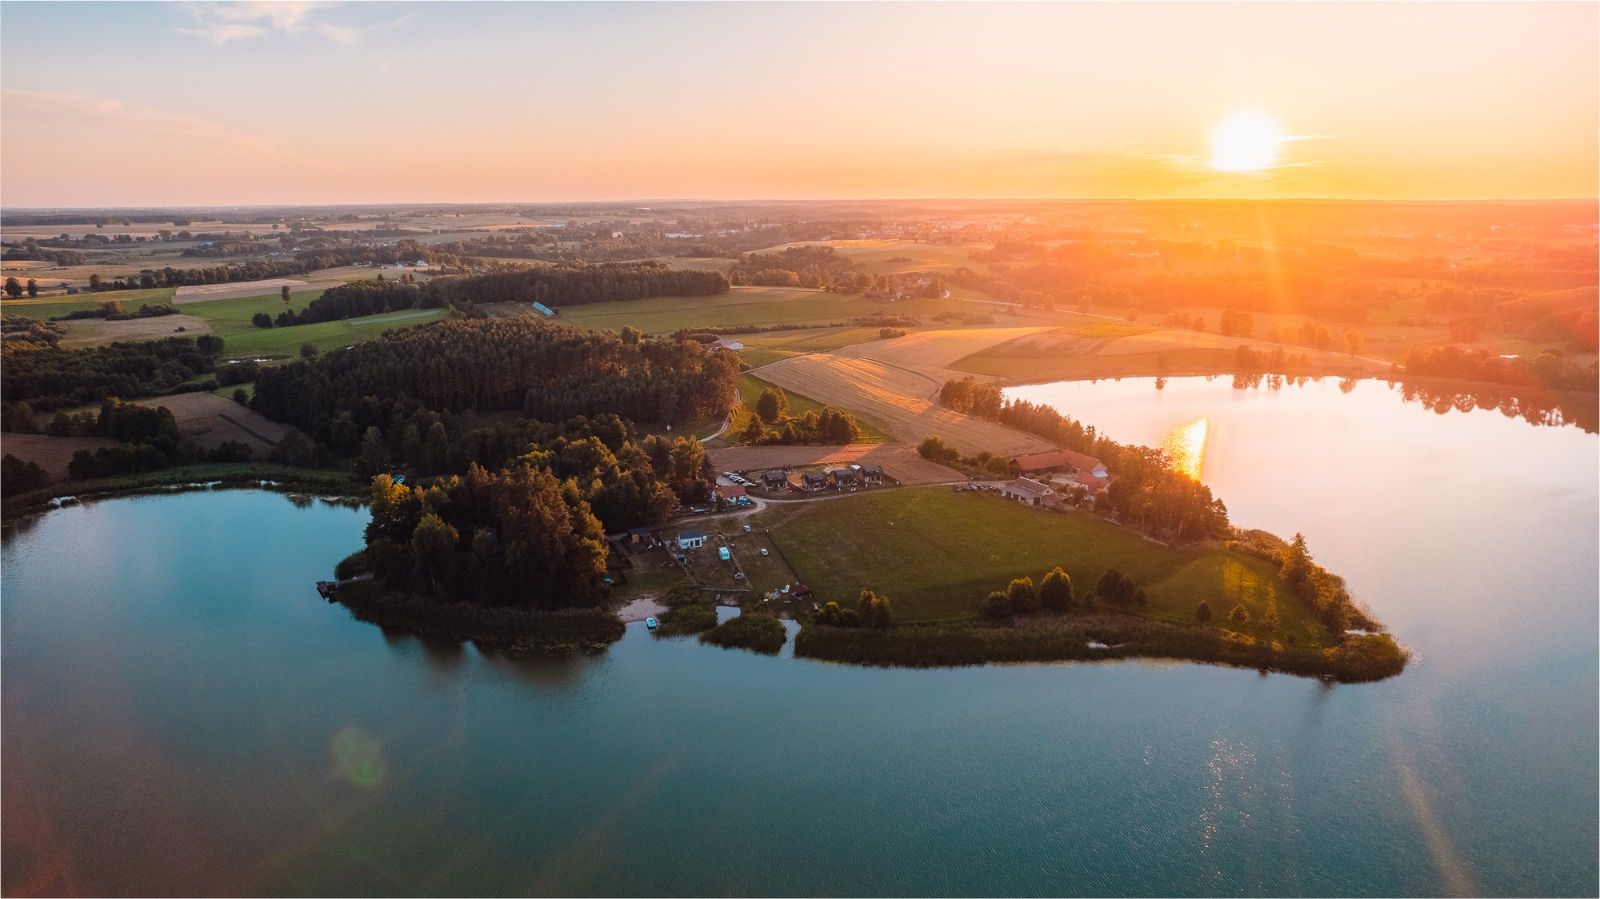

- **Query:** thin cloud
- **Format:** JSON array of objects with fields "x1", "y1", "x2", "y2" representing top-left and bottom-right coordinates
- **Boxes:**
[
  {"x1": 175, "y1": 1, "x2": 412, "y2": 45},
  {"x1": 1, "y1": 88, "x2": 315, "y2": 163}
]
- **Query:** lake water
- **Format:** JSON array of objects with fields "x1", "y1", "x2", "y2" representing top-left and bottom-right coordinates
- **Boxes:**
[{"x1": 4, "y1": 377, "x2": 1596, "y2": 896}]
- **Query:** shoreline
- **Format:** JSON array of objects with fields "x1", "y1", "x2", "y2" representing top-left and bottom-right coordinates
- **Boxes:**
[{"x1": 1, "y1": 463, "x2": 362, "y2": 525}]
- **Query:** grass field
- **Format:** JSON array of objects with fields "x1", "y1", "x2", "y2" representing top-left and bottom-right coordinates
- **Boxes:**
[
  {"x1": 736, "y1": 326, "x2": 889, "y2": 367},
  {"x1": 175, "y1": 290, "x2": 447, "y2": 358},
  {"x1": 726, "y1": 373, "x2": 889, "y2": 442},
  {"x1": 767, "y1": 486, "x2": 1328, "y2": 643}
]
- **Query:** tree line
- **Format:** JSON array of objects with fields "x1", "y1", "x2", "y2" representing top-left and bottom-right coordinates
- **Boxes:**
[
  {"x1": 937, "y1": 376, "x2": 1230, "y2": 543},
  {"x1": 1, "y1": 334, "x2": 226, "y2": 414}
]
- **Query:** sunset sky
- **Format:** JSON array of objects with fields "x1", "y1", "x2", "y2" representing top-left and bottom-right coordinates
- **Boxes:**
[{"x1": 2, "y1": 1, "x2": 1595, "y2": 207}]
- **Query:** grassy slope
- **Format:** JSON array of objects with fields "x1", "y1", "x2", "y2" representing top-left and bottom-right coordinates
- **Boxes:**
[
  {"x1": 726, "y1": 373, "x2": 889, "y2": 442},
  {"x1": 768, "y1": 487, "x2": 1328, "y2": 644}
]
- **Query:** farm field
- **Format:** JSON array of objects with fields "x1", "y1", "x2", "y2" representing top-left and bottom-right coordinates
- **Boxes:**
[
  {"x1": 734, "y1": 326, "x2": 889, "y2": 367},
  {"x1": 174, "y1": 290, "x2": 447, "y2": 358},
  {"x1": 131, "y1": 392, "x2": 286, "y2": 455},
  {"x1": 757, "y1": 239, "x2": 985, "y2": 274},
  {"x1": 751, "y1": 325, "x2": 1059, "y2": 457},
  {"x1": 60, "y1": 314, "x2": 211, "y2": 347},
  {"x1": 555, "y1": 286, "x2": 978, "y2": 335},
  {"x1": 726, "y1": 373, "x2": 889, "y2": 442},
  {"x1": 766, "y1": 486, "x2": 1324, "y2": 642},
  {"x1": 707, "y1": 443, "x2": 962, "y2": 486},
  {"x1": 173, "y1": 278, "x2": 324, "y2": 304},
  {"x1": 952, "y1": 321, "x2": 1388, "y2": 381},
  {"x1": 0, "y1": 433, "x2": 119, "y2": 480},
  {"x1": 836, "y1": 325, "x2": 1052, "y2": 381}
]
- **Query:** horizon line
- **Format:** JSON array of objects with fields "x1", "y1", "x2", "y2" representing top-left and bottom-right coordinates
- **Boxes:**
[{"x1": 4, "y1": 196, "x2": 1598, "y2": 213}]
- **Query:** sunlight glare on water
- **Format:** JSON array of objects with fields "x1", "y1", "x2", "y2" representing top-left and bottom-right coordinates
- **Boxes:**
[{"x1": 1163, "y1": 417, "x2": 1209, "y2": 480}]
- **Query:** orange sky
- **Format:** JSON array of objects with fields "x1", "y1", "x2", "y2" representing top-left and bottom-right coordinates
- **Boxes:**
[{"x1": 1, "y1": 2, "x2": 1596, "y2": 206}]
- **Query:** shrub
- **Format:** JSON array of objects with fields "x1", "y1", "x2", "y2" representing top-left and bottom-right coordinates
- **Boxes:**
[
  {"x1": 1228, "y1": 603, "x2": 1251, "y2": 626},
  {"x1": 1039, "y1": 567, "x2": 1073, "y2": 611},
  {"x1": 1195, "y1": 600, "x2": 1212, "y2": 623},
  {"x1": 657, "y1": 602, "x2": 718, "y2": 636},
  {"x1": 981, "y1": 590, "x2": 1012, "y2": 619},
  {"x1": 700, "y1": 612, "x2": 786, "y2": 653},
  {"x1": 1006, "y1": 576, "x2": 1039, "y2": 614}
]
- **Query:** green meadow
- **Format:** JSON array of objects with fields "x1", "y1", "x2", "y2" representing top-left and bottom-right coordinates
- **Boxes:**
[{"x1": 767, "y1": 486, "x2": 1327, "y2": 644}]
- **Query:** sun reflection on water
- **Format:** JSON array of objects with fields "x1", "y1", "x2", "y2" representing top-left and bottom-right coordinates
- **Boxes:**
[{"x1": 1164, "y1": 417, "x2": 1209, "y2": 480}]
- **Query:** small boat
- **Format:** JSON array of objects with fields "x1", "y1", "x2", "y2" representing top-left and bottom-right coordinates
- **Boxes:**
[{"x1": 645, "y1": 617, "x2": 659, "y2": 630}]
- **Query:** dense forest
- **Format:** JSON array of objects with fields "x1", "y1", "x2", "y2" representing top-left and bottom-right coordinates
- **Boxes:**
[
  {"x1": 423, "y1": 262, "x2": 727, "y2": 308},
  {"x1": 269, "y1": 279, "x2": 434, "y2": 327},
  {"x1": 938, "y1": 376, "x2": 1230, "y2": 543},
  {"x1": 362, "y1": 465, "x2": 605, "y2": 611},
  {"x1": 251, "y1": 318, "x2": 737, "y2": 436}
]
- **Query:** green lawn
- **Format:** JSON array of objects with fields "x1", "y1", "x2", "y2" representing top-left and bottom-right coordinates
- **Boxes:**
[
  {"x1": 766, "y1": 487, "x2": 1328, "y2": 643},
  {"x1": 556, "y1": 286, "x2": 978, "y2": 335},
  {"x1": 727, "y1": 373, "x2": 888, "y2": 442},
  {"x1": 179, "y1": 290, "x2": 446, "y2": 358}
]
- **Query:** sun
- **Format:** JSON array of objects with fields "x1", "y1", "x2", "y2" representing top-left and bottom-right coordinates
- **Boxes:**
[{"x1": 1209, "y1": 112, "x2": 1283, "y2": 172}]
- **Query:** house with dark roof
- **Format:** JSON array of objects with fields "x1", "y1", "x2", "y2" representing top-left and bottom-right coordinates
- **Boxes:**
[
  {"x1": 760, "y1": 469, "x2": 789, "y2": 489},
  {"x1": 1000, "y1": 477, "x2": 1056, "y2": 506},
  {"x1": 827, "y1": 466, "x2": 858, "y2": 488},
  {"x1": 859, "y1": 463, "x2": 885, "y2": 484},
  {"x1": 800, "y1": 471, "x2": 829, "y2": 492}
]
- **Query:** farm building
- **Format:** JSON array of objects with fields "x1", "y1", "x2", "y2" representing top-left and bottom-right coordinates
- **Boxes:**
[
  {"x1": 1013, "y1": 449, "x2": 1109, "y2": 492},
  {"x1": 760, "y1": 469, "x2": 789, "y2": 489},
  {"x1": 713, "y1": 484, "x2": 749, "y2": 505},
  {"x1": 677, "y1": 531, "x2": 707, "y2": 550},
  {"x1": 530, "y1": 301, "x2": 556, "y2": 317},
  {"x1": 999, "y1": 477, "x2": 1056, "y2": 507}
]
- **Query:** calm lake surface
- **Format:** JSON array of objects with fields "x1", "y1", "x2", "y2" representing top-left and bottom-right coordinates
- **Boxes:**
[{"x1": 4, "y1": 377, "x2": 1596, "y2": 896}]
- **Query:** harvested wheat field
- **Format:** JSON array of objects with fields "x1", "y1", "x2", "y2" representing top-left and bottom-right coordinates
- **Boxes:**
[
  {"x1": 133, "y1": 393, "x2": 287, "y2": 455},
  {"x1": 173, "y1": 279, "x2": 322, "y2": 304},
  {"x1": 708, "y1": 443, "x2": 963, "y2": 486},
  {"x1": 1, "y1": 434, "x2": 119, "y2": 480},
  {"x1": 836, "y1": 326, "x2": 1051, "y2": 380},
  {"x1": 754, "y1": 354, "x2": 1054, "y2": 457},
  {"x1": 61, "y1": 314, "x2": 212, "y2": 347}
]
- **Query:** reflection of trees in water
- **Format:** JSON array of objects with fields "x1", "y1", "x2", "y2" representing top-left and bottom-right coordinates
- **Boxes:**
[
  {"x1": 1219, "y1": 373, "x2": 1597, "y2": 434},
  {"x1": 1393, "y1": 380, "x2": 1598, "y2": 434}
]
